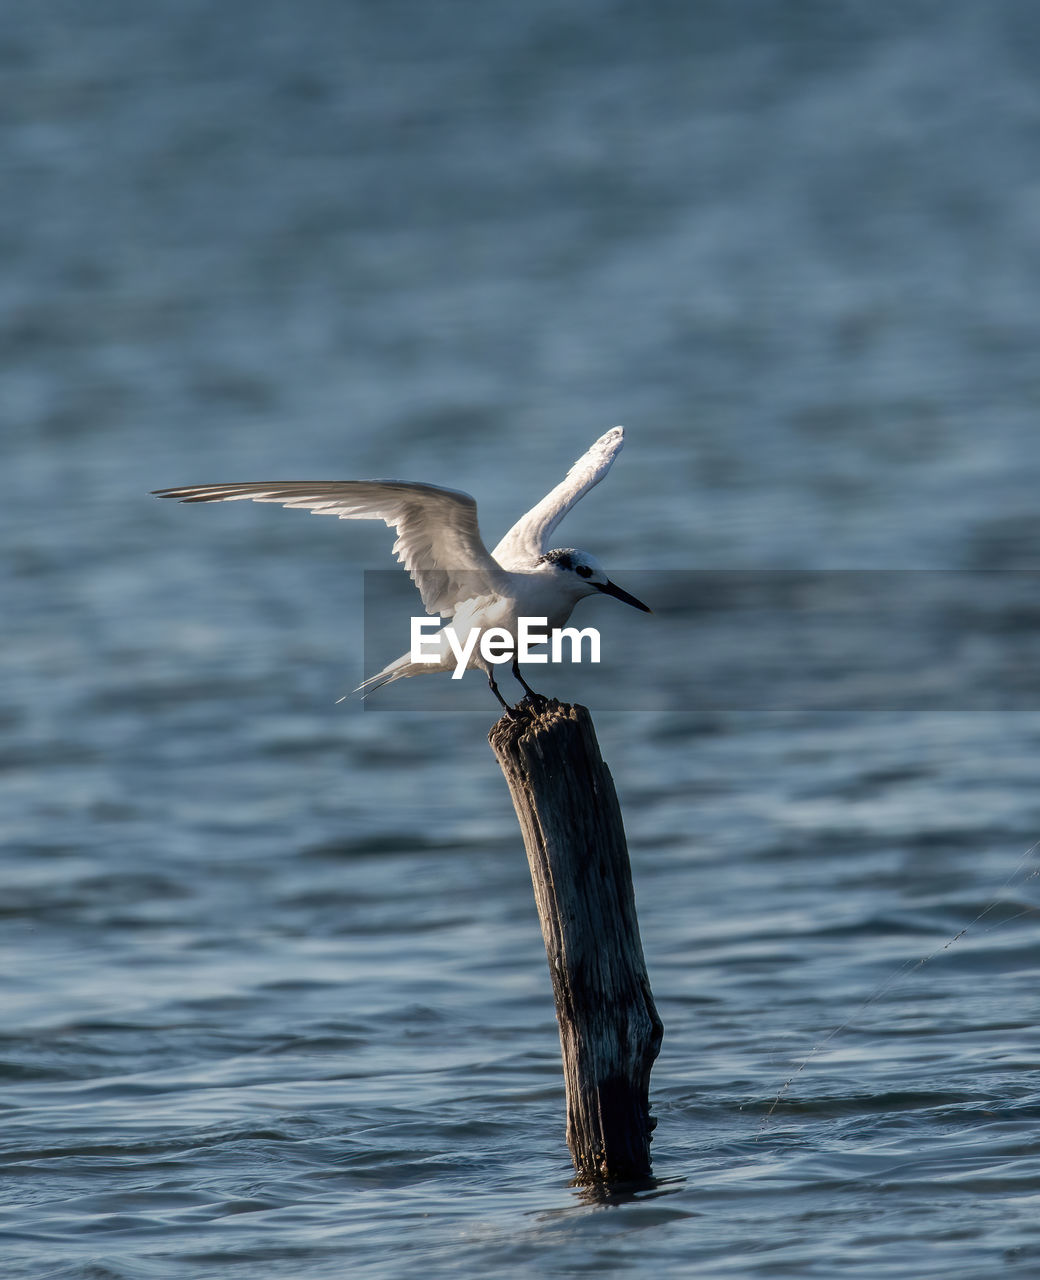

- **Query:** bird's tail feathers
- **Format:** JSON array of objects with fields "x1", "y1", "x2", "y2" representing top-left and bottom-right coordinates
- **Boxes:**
[{"x1": 336, "y1": 652, "x2": 422, "y2": 703}]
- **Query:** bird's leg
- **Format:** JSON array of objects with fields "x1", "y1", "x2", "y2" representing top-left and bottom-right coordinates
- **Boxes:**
[
  {"x1": 487, "y1": 669, "x2": 516, "y2": 715},
  {"x1": 511, "y1": 657, "x2": 548, "y2": 707}
]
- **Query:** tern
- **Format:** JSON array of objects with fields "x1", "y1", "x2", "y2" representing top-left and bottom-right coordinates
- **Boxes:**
[{"x1": 153, "y1": 425, "x2": 650, "y2": 710}]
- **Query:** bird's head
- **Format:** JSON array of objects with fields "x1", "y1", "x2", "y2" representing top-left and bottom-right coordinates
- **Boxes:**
[{"x1": 539, "y1": 548, "x2": 651, "y2": 612}]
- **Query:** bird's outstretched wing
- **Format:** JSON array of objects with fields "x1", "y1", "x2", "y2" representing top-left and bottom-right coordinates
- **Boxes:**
[
  {"x1": 490, "y1": 426, "x2": 625, "y2": 568},
  {"x1": 153, "y1": 480, "x2": 509, "y2": 617}
]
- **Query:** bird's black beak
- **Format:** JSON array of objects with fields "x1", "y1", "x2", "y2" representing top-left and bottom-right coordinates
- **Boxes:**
[{"x1": 594, "y1": 580, "x2": 652, "y2": 613}]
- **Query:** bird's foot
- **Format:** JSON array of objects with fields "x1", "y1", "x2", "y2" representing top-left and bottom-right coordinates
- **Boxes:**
[{"x1": 520, "y1": 691, "x2": 551, "y2": 711}]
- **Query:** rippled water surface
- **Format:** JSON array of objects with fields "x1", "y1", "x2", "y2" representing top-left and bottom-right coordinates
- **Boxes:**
[{"x1": 4, "y1": 2, "x2": 1040, "y2": 1276}]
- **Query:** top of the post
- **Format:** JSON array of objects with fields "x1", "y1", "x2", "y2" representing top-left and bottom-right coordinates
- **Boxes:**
[{"x1": 488, "y1": 698, "x2": 588, "y2": 752}]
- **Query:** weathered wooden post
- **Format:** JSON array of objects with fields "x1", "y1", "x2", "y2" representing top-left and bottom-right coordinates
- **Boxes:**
[{"x1": 489, "y1": 697, "x2": 662, "y2": 1184}]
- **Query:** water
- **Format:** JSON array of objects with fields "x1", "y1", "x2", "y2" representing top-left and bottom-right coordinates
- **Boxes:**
[{"x1": 4, "y1": 1, "x2": 1040, "y2": 1275}]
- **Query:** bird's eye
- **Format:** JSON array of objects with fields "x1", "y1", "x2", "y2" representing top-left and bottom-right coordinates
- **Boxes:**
[{"x1": 576, "y1": 565, "x2": 593, "y2": 578}]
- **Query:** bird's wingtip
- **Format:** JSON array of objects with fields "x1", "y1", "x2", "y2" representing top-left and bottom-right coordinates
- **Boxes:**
[{"x1": 595, "y1": 425, "x2": 624, "y2": 449}]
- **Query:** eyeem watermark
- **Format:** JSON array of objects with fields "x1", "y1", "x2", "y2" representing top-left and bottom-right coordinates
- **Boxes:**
[
  {"x1": 366, "y1": 569, "x2": 1040, "y2": 711},
  {"x1": 411, "y1": 616, "x2": 601, "y2": 679}
]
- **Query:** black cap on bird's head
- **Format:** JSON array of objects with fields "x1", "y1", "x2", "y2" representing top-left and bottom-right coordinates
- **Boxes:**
[{"x1": 539, "y1": 548, "x2": 651, "y2": 613}]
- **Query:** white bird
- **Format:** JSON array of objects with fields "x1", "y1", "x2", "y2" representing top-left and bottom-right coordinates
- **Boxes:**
[{"x1": 153, "y1": 426, "x2": 650, "y2": 710}]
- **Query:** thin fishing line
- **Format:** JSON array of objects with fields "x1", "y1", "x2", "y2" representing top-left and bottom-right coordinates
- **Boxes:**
[{"x1": 758, "y1": 838, "x2": 1040, "y2": 1130}]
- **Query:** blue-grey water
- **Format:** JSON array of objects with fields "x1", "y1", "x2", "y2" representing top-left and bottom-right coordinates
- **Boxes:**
[{"x1": 4, "y1": 2, "x2": 1040, "y2": 1276}]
